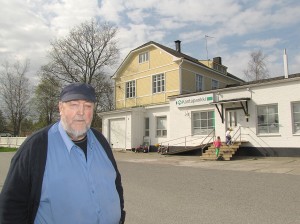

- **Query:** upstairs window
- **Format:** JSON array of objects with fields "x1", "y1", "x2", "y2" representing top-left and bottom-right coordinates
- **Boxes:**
[
  {"x1": 153, "y1": 73, "x2": 165, "y2": 93},
  {"x1": 196, "y1": 74, "x2": 203, "y2": 92},
  {"x1": 139, "y1": 52, "x2": 149, "y2": 63},
  {"x1": 126, "y1": 81, "x2": 135, "y2": 98},
  {"x1": 211, "y1": 79, "x2": 219, "y2": 90}
]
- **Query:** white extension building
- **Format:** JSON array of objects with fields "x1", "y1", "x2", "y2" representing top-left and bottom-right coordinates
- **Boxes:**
[{"x1": 101, "y1": 73, "x2": 300, "y2": 157}]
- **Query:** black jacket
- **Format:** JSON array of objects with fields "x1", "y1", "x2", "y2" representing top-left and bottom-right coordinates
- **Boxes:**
[{"x1": 0, "y1": 125, "x2": 126, "y2": 224}]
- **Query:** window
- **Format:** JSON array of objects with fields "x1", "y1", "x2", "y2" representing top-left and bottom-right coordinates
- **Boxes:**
[
  {"x1": 211, "y1": 79, "x2": 219, "y2": 90},
  {"x1": 139, "y1": 52, "x2": 149, "y2": 63},
  {"x1": 228, "y1": 111, "x2": 237, "y2": 127},
  {"x1": 196, "y1": 74, "x2": 203, "y2": 92},
  {"x1": 153, "y1": 74, "x2": 165, "y2": 93},
  {"x1": 192, "y1": 111, "x2": 214, "y2": 135},
  {"x1": 126, "y1": 81, "x2": 135, "y2": 98},
  {"x1": 292, "y1": 102, "x2": 300, "y2": 134},
  {"x1": 145, "y1": 117, "x2": 150, "y2": 136},
  {"x1": 257, "y1": 104, "x2": 279, "y2": 134},
  {"x1": 156, "y1": 116, "x2": 167, "y2": 137}
]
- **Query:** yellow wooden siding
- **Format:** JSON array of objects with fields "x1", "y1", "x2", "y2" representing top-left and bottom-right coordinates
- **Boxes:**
[
  {"x1": 166, "y1": 91, "x2": 180, "y2": 98},
  {"x1": 116, "y1": 100, "x2": 124, "y2": 109},
  {"x1": 166, "y1": 70, "x2": 179, "y2": 91},
  {"x1": 136, "y1": 96, "x2": 152, "y2": 106},
  {"x1": 136, "y1": 76, "x2": 151, "y2": 96},
  {"x1": 115, "y1": 82, "x2": 124, "y2": 100},
  {"x1": 152, "y1": 93, "x2": 166, "y2": 102},
  {"x1": 182, "y1": 71, "x2": 196, "y2": 92},
  {"x1": 125, "y1": 98, "x2": 136, "y2": 108},
  {"x1": 150, "y1": 48, "x2": 174, "y2": 68}
]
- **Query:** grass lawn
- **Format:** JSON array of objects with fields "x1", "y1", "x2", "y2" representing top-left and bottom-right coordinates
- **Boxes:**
[{"x1": 0, "y1": 147, "x2": 18, "y2": 152}]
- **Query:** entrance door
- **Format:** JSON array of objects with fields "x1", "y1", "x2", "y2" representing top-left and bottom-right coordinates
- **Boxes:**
[
  {"x1": 109, "y1": 118, "x2": 126, "y2": 149},
  {"x1": 226, "y1": 109, "x2": 243, "y2": 131}
]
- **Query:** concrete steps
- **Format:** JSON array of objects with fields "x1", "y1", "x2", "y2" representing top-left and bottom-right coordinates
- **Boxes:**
[{"x1": 201, "y1": 142, "x2": 241, "y2": 161}]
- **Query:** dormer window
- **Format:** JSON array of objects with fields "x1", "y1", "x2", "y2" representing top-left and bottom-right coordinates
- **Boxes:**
[
  {"x1": 213, "y1": 63, "x2": 227, "y2": 74},
  {"x1": 139, "y1": 52, "x2": 149, "y2": 63}
]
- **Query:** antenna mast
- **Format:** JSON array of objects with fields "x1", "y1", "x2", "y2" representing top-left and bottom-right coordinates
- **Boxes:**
[{"x1": 205, "y1": 35, "x2": 214, "y2": 61}]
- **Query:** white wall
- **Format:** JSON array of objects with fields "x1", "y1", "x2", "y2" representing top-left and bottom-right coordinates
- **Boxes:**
[{"x1": 0, "y1": 137, "x2": 26, "y2": 148}]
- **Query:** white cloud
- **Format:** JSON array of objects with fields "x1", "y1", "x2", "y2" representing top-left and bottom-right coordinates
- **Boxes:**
[
  {"x1": 0, "y1": 0, "x2": 299, "y2": 83},
  {"x1": 244, "y1": 38, "x2": 281, "y2": 48}
]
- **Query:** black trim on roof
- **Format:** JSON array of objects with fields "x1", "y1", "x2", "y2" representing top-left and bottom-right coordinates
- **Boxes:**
[{"x1": 133, "y1": 41, "x2": 244, "y2": 83}]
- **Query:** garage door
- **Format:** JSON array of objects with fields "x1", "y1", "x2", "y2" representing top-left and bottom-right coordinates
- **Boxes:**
[{"x1": 109, "y1": 118, "x2": 126, "y2": 149}]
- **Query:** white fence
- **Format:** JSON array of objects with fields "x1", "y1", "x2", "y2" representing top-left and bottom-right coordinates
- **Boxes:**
[{"x1": 0, "y1": 137, "x2": 27, "y2": 148}]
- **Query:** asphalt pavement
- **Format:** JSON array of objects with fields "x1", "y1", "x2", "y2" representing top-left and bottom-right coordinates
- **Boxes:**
[
  {"x1": 113, "y1": 151, "x2": 300, "y2": 176},
  {"x1": 1, "y1": 151, "x2": 300, "y2": 192}
]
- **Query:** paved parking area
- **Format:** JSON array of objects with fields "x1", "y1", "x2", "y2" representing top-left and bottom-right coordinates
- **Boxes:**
[
  {"x1": 113, "y1": 151, "x2": 300, "y2": 176},
  {"x1": 1, "y1": 151, "x2": 300, "y2": 192}
]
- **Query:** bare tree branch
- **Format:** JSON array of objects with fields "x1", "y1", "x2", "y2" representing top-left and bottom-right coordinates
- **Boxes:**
[
  {"x1": 243, "y1": 50, "x2": 270, "y2": 81},
  {"x1": 39, "y1": 19, "x2": 118, "y2": 116},
  {"x1": 0, "y1": 60, "x2": 31, "y2": 136}
]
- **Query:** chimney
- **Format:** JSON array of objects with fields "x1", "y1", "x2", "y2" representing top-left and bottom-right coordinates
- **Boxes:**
[
  {"x1": 175, "y1": 40, "x2": 181, "y2": 53},
  {"x1": 283, "y1": 49, "x2": 289, "y2": 78},
  {"x1": 213, "y1": 57, "x2": 222, "y2": 65}
]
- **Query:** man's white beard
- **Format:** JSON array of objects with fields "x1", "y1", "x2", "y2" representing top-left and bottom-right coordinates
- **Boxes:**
[{"x1": 61, "y1": 119, "x2": 91, "y2": 140}]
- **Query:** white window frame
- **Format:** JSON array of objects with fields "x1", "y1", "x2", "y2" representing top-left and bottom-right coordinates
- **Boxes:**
[
  {"x1": 192, "y1": 110, "x2": 215, "y2": 135},
  {"x1": 153, "y1": 73, "x2": 165, "y2": 94},
  {"x1": 126, "y1": 80, "x2": 135, "y2": 98},
  {"x1": 211, "y1": 79, "x2": 219, "y2": 90},
  {"x1": 196, "y1": 74, "x2": 203, "y2": 92},
  {"x1": 156, "y1": 116, "x2": 167, "y2": 137},
  {"x1": 257, "y1": 104, "x2": 279, "y2": 134},
  {"x1": 292, "y1": 101, "x2": 300, "y2": 134},
  {"x1": 139, "y1": 52, "x2": 149, "y2": 63}
]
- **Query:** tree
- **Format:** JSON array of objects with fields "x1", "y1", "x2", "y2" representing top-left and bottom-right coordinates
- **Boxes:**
[
  {"x1": 34, "y1": 77, "x2": 61, "y2": 125},
  {"x1": 243, "y1": 50, "x2": 270, "y2": 81},
  {"x1": 0, "y1": 110, "x2": 7, "y2": 132},
  {"x1": 41, "y1": 19, "x2": 118, "y2": 108},
  {"x1": 0, "y1": 60, "x2": 31, "y2": 136}
]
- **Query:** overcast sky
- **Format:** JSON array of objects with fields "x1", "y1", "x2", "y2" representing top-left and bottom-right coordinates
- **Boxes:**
[{"x1": 1, "y1": 0, "x2": 300, "y2": 83}]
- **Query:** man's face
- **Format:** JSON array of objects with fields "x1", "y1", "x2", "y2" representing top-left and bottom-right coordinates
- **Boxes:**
[{"x1": 59, "y1": 100, "x2": 94, "y2": 140}]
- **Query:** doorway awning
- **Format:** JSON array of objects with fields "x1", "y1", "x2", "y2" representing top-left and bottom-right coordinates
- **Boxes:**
[{"x1": 210, "y1": 97, "x2": 251, "y2": 123}]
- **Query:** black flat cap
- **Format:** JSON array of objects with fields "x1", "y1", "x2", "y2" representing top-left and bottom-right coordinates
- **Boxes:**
[{"x1": 60, "y1": 83, "x2": 96, "y2": 102}]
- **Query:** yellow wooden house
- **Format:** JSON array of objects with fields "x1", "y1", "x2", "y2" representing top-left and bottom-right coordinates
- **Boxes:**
[
  {"x1": 113, "y1": 40, "x2": 244, "y2": 109},
  {"x1": 101, "y1": 40, "x2": 244, "y2": 150}
]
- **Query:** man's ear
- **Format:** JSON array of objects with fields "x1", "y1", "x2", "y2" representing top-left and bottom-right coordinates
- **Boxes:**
[{"x1": 58, "y1": 102, "x2": 63, "y2": 114}]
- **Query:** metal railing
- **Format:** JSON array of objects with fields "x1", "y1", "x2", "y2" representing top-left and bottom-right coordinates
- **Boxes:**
[
  {"x1": 157, "y1": 129, "x2": 216, "y2": 154},
  {"x1": 229, "y1": 126, "x2": 242, "y2": 146},
  {"x1": 200, "y1": 129, "x2": 215, "y2": 154},
  {"x1": 159, "y1": 134, "x2": 205, "y2": 148}
]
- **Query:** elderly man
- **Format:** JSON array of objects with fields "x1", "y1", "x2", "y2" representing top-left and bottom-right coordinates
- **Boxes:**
[{"x1": 0, "y1": 83, "x2": 125, "y2": 224}]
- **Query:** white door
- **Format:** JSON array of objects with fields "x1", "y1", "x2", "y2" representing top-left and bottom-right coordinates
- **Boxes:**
[
  {"x1": 226, "y1": 109, "x2": 243, "y2": 131},
  {"x1": 226, "y1": 109, "x2": 247, "y2": 141},
  {"x1": 109, "y1": 118, "x2": 126, "y2": 149}
]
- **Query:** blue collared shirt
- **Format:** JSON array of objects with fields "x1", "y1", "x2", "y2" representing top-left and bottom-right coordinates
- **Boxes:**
[{"x1": 34, "y1": 122, "x2": 121, "y2": 224}]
